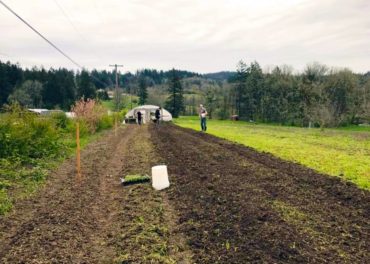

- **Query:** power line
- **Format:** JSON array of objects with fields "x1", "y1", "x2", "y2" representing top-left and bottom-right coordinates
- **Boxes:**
[
  {"x1": 0, "y1": 0, "x2": 110, "y2": 88},
  {"x1": 52, "y1": 0, "x2": 88, "y2": 43},
  {"x1": 52, "y1": 0, "x2": 115, "y2": 85},
  {"x1": 0, "y1": 0, "x2": 82, "y2": 68}
]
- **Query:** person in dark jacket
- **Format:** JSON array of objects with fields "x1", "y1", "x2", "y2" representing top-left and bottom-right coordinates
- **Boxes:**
[
  {"x1": 137, "y1": 111, "x2": 142, "y2": 125},
  {"x1": 155, "y1": 107, "x2": 161, "y2": 125}
]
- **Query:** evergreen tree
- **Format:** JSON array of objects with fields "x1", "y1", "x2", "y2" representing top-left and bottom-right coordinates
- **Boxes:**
[
  {"x1": 57, "y1": 69, "x2": 76, "y2": 109},
  {"x1": 242, "y1": 61, "x2": 264, "y2": 121},
  {"x1": 77, "y1": 70, "x2": 96, "y2": 100},
  {"x1": 0, "y1": 61, "x2": 23, "y2": 105},
  {"x1": 138, "y1": 76, "x2": 148, "y2": 105},
  {"x1": 42, "y1": 68, "x2": 76, "y2": 109},
  {"x1": 165, "y1": 69, "x2": 184, "y2": 118},
  {"x1": 42, "y1": 69, "x2": 60, "y2": 109},
  {"x1": 234, "y1": 60, "x2": 248, "y2": 117}
]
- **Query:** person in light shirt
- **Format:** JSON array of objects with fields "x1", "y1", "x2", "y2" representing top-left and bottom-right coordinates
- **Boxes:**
[{"x1": 199, "y1": 104, "x2": 208, "y2": 132}]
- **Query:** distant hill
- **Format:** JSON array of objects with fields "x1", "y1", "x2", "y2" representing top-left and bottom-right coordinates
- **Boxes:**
[{"x1": 203, "y1": 71, "x2": 236, "y2": 81}]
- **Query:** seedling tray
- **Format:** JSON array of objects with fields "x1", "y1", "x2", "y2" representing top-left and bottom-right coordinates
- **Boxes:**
[{"x1": 121, "y1": 174, "x2": 151, "y2": 186}]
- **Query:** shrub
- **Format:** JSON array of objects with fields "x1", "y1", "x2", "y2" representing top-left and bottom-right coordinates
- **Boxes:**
[
  {"x1": 71, "y1": 98, "x2": 107, "y2": 133},
  {"x1": 0, "y1": 108, "x2": 61, "y2": 160},
  {"x1": 51, "y1": 111, "x2": 70, "y2": 129},
  {"x1": 66, "y1": 119, "x2": 90, "y2": 138},
  {"x1": 97, "y1": 114, "x2": 114, "y2": 131}
]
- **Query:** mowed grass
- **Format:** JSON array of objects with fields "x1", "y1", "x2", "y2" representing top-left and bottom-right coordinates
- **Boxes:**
[
  {"x1": 174, "y1": 116, "x2": 370, "y2": 190},
  {"x1": 101, "y1": 95, "x2": 139, "y2": 111}
]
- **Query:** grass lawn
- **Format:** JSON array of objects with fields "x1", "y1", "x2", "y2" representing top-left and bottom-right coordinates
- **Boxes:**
[
  {"x1": 102, "y1": 95, "x2": 139, "y2": 111},
  {"x1": 174, "y1": 116, "x2": 370, "y2": 190}
]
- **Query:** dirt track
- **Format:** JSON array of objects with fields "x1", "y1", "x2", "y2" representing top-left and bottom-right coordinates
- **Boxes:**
[{"x1": 0, "y1": 124, "x2": 369, "y2": 263}]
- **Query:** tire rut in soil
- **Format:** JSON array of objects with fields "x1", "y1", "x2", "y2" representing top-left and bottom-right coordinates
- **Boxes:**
[{"x1": 150, "y1": 124, "x2": 370, "y2": 264}]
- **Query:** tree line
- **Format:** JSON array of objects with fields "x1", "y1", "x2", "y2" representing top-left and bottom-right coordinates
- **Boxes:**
[
  {"x1": 0, "y1": 60, "x2": 198, "y2": 111},
  {"x1": 226, "y1": 61, "x2": 370, "y2": 127},
  {"x1": 0, "y1": 61, "x2": 97, "y2": 110},
  {"x1": 168, "y1": 61, "x2": 369, "y2": 127},
  {"x1": 1, "y1": 59, "x2": 369, "y2": 127}
]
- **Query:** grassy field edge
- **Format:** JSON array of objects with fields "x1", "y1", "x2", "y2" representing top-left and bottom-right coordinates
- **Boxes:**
[{"x1": 174, "y1": 116, "x2": 370, "y2": 190}]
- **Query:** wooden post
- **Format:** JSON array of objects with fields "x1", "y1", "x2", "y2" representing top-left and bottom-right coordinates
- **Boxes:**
[{"x1": 76, "y1": 122, "x2": 81, "y2": 180}]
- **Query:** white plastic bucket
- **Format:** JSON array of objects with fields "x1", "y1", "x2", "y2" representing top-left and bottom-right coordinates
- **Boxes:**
[{"x1": 152, "y1": 165, "x2": 170, "y2": 190}]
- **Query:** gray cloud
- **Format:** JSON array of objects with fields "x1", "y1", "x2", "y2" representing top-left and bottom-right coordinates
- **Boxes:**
[{"x1": 0, "y1": 0, "x2": 369, "y2": 73}]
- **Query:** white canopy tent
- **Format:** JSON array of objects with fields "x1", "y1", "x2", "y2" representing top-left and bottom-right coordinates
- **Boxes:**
[{"x1": 125, "y1": 105, "x2": 172, "y2": 124}]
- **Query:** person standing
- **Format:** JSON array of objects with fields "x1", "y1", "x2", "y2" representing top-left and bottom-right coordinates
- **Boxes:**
[
  {"x1": 199, "y1": 104, "x2": 207, "y2": 132},
  {"x1": 155, "y1": 107, "x2": 161, "y2": 126},
  {"x1": 137, "y1": 111, "x2": 143, "y2": 125}
]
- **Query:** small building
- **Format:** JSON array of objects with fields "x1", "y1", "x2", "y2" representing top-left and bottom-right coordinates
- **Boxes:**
[{"x1": 125, "y1": 105, "x2": 172, "y2": 124}]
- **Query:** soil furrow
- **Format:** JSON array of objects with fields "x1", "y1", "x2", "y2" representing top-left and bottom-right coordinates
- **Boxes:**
[
  {"x1": 0, "y1": 129, "x2": 127, "y2": 263},
  {"x1": 0, "y1": 125, "x2": 192, "y2": 264},
  {"x1": 1, "y1": 123, "x2": 368, "y2": 263},
  {"x1": 150, "y1": 124, "x2": 370, "y2": 263}
]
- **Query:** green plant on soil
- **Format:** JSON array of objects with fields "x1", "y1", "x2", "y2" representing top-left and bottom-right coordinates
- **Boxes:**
[
  {"x1": 114, "y1": 189, "x2": 176, "y2": 264},
  {"x1": 174, "y1": 116, "x2": 370, "y2": 190},
  {"x1": 114, "y1": 128, "x2": 179, "y2": 263},
  {"x1": 123, "y1": 174, "x2": 151, "y2": 184},
  {"x1": 0, "y1": 189, "x2": 12, "y2": 214},
  {"x1": 272, "y1": 200, "x2": 350, "y2": 260}
]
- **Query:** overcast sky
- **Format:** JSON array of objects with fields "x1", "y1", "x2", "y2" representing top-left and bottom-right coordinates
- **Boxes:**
[{"x1": 0, "y1": 0, "x2": 369, "y2": 73}]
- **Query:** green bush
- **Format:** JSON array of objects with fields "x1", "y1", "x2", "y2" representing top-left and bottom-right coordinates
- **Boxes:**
[
  {"x1": 65, "y1": 119, "x2": 90, "y2": 138},
  {"x1": 51, "y1": 112, "x2": 70, "y2": 129},
  {"x1": 0, "y1": 113, "x2": 61, "y2": 160},
  {"x1": 0, "y1": 103, "x2": 117, "y2": 215},
  {"x1": 97, "y1": 114, "x2": 114, "y2": 131}
]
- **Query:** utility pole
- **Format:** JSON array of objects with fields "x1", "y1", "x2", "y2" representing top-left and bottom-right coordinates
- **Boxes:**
[
  {"x1": 130, "y1": 86, "x2": 132, "y2": 109},
  {"x1": 109, "y1": 64, "x2": 123, "y2": 110}
]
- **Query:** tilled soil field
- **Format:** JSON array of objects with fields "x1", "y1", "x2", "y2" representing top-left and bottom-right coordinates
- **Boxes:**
[
  {"x1": 0, "y1": 125, "x2": 189, "y2": 263},
  {"x1": 0, "y1": 124, "x2": 369, "y2": 263},
  {"x1": 151, "y1": 124, "x2": 370, "y2": 263}
]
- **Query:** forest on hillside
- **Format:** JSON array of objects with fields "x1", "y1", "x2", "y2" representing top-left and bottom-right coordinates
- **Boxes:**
[{"x1": 0, "y1": 59, "x2": 369, "y2": 127}]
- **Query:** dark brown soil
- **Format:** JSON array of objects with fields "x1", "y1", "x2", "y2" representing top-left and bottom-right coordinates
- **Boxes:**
[
  {"x1": 0, "y1": 125, "x2": 189, "y2": 263},
  {"x1": 1, "y1": 123, "x2": 369, "y2": 263},
  {"x1": 150, "y1": 124, "x2": 370, "y2": 264}
]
